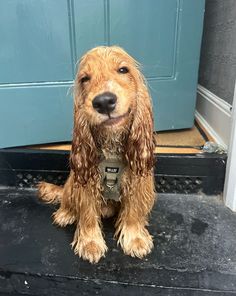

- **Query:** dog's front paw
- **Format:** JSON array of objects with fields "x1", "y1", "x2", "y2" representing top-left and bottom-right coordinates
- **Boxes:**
[
  {"x1": 123, "y1": 236, "x2": 153, "y2": 258},
  {"x1": 117, "y1": 227, "x2": 153, "y2": 259},
  {"x1": 72, "y1": 231, "x2": 108, "y2": 264},
  {"x1": 53, "y1": 208, "x2": 76, "y2": 227}
]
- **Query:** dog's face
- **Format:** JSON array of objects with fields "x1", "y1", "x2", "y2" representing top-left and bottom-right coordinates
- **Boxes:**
[{"x1": 75, "y1": 46, "x2": 143, "y2": 128}]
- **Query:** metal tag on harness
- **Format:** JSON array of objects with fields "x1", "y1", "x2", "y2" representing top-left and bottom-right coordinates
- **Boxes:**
[{"x1": 99, "y1": 157, "x2": 125, "y2": 201}]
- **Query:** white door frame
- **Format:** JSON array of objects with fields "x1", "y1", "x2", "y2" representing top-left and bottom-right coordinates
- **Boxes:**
[{"x1": 224, "y1": 82, "x2": 236, "y2": 212}]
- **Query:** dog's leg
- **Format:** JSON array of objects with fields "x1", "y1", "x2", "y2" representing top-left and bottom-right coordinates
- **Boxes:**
[
  {"x1": 115, "y1": 172, "x2": 155, "y2": 258},
  {"x1": 51, "y1": 173, "x2": 77, "y2": 227},
  {"x1": 71, "y1": 182, "x2": 107, "y2": 263},
  {"x1": 38, "y1": 175, "x2": 76, "y2": 227}
]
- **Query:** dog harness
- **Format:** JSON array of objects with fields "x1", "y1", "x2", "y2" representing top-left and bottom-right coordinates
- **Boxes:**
[{"x1": 99, "y1": 154, "x2": 126, "y2": 201}]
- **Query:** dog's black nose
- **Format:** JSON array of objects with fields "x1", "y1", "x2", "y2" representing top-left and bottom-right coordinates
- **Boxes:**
[{"x1": 92, "y1": 92, "x2": 117, "y2": 114}]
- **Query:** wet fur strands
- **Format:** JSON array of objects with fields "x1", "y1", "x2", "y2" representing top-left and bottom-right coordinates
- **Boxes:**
[{"x1": 38, "y1": 46, "x2": 156, "y2": 264}]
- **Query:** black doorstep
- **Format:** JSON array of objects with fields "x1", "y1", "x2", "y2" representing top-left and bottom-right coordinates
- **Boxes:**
[{"x1": 0, "y1": 149, "x2": 227, "y2": 195}]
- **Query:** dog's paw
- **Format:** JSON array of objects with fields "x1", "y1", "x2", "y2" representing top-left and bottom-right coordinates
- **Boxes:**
[
  {"x1": 117, "y1": 227, "x2": 153, "y2": 259},
  {"x1": 38, "y1": 182, "x2": 62, "y2": 204},
  {"x1": 53, "y1": 208, "x2": 76, "y2": 227},
  {"x1": 122, "y1": 236, "x2": 153, "y2": 258},
  {"x1": 72, "y1": 233, "x2": 107, "y2": 264}
]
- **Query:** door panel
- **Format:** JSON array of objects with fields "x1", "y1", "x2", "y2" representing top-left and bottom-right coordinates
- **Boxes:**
[
  {"x1": 0, "y1": 0, "x2": 73, "y2": 84},
  {"x1": 74, "y1": 0, "x2": 105, "y2": 61},
  {"x1": 0, "y1": 84, "x2": 73, "y2": 148},
  {"x1": 148, "y1": 0, "x2": 206, "y2": 130},
  {"x1": 110, "y1": 0, "x2": 177, "y2": 78},
  {"x1": 110, "y1": 0, "x2": 204, "y2": 130}
]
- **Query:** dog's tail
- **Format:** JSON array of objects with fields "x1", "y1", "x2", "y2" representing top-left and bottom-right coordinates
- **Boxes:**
[{"x1": 38, "y1": 182, "x2": 63, "y2": 204}]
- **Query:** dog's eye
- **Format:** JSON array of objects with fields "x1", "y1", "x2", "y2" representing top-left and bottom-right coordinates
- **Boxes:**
[
  {"x1": 118, "y1": 66, "x2": 129, "y2": 74},
  {"x1": 80, "y1": 76, "x2": 90, "y2": 84}
]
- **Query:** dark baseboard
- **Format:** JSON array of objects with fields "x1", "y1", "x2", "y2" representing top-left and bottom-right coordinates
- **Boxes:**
[{"x1": 0, "y1": 149, "x2": 227, "y2": 195}]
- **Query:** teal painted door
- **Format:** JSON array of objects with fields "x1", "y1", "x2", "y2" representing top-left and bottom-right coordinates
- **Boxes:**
[{"x1": 0, "y1": 0, "x2": 205, "y2": 148}]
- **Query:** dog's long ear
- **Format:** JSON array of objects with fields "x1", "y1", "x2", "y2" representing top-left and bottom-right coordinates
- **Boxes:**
[
  {"x1": 125, "y1": 69, "x2": 155, "y2": 176},
  {"x1": 70, "y1": 81, "x2": 98, "y2": 185}
]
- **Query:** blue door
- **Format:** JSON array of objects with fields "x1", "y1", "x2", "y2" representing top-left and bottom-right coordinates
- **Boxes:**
[{"x1": 0, "y1": 0, "x2": 205, "y2": 148}]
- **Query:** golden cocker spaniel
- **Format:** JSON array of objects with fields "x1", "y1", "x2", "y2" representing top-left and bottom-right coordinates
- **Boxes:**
[{"x1": 38, "y1": 46, "x2": 155, "y2": 263}]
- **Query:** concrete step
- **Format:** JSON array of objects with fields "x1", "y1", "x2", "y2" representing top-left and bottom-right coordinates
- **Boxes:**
[{"x1": 0, "y1": 189, "x2": 236, "y2": 295}]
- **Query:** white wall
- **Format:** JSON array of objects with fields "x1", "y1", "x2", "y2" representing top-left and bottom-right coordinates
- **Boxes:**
[
  {"x1": 195, "y1": 85, "x2": 232, "y2": 149},
  {"x1": 224, "y1": 83, "x2": 236, "y2": 212}
]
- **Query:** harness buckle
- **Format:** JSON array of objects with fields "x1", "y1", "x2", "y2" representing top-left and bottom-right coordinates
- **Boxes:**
[
  {"x1": 104, "y1": 175, "x2": 118, "y2": 189},
  {"x1": 99, "y1": 154, "x2": 125, "y2": 201}
]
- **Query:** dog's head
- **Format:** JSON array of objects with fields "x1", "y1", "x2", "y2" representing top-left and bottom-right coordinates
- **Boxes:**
[
  {"x1": 71, "y1": 46, "x2": 154, "y2": 183},
  {"x1": 75, "y1": 46, "x2": 149, "y2": 128}
]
